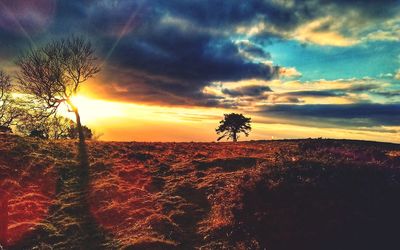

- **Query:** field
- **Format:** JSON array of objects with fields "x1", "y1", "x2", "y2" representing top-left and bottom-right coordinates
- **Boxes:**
[{"x1": 1, "y1": 133, "x2": 400, "y2": 249}]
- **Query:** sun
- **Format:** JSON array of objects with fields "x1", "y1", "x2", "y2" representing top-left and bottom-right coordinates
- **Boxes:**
[
  {"x1": 69, "y1": 95, "x2": 93, "y2": 110},
  {"x1": 64, "y1": 95, "x2": 125, "y2": 123}
]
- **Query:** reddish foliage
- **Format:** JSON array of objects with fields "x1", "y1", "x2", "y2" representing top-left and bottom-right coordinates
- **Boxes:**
[
  {"x1": 0, "y1": 135, "x2": 57, "y2": 246},
  {"x1": 0, "y1": 190, "x2": 8, "y2": 246},
  {"x1": 2, "y1": 134, "x2": 400, "y2": 249}
]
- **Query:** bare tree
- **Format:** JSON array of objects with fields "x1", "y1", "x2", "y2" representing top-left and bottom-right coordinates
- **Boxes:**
[
  {"x1": 17, "y1": 36, "x2": 100, "y2": 143},
  {"x1": 0, "y1": 71, "x2": 23, "y2": 128},
  {"x1": 0, "y1": 71, "x2": 11, "y2": 127}
]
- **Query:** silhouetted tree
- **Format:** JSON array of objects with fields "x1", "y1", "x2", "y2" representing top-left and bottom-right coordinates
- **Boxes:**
[
  {"x1": 17, "y1": 114, "x2": 76, "y2": 139},
  {"x1": 216, "y1": 113, "x2": 251, "y2": 142},
  {"x1": 17, "y1": 36, "x2": 100, "y2": 143},
  {"x1": 51, "y1": 116, "x2": 76, "y2": 139},
  {"x1": 0, "y1": 71, "x2": 24, "y2": 128},
  {"x1": 29, "y1": 129, "x2": 48, "y2": 139},
  {"x1": 68, "y1": 125, "x2": 93, "y2": 140}
]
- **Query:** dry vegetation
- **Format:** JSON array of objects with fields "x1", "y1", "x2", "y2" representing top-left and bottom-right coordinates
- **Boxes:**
[{"x1": 1, "y1": 134, "x2": 400, "y2": 249}]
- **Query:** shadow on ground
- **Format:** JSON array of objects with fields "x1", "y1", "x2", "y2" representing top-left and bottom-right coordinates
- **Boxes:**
[
  {"x1": 231, "y1": 146, "x2": 400, "y2": 250},
  {"x1": 9, "y1": 140, "x2": 117, "y2": 249}
]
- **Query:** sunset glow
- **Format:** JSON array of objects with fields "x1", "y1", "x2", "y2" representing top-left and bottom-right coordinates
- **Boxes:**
[{"x1": 61, "y1": 94, "x2": 400, "y2": 143}]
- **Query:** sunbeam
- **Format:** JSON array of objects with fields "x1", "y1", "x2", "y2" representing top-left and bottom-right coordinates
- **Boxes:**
[
  {"x1": 0, "y1": 0, "x2": 36, "y2": 48},
  {"x1": 101, "y1": 2, "x2": 145, "y2": 68}
]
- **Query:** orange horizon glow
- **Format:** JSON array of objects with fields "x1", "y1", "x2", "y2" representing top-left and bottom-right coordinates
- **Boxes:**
[{"x1": 61, "y1": 94, "x2": 400, "y2": 143}]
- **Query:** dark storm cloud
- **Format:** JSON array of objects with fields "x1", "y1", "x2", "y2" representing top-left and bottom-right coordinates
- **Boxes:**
[
  {"x1": 106, "y1": 30, "x2": 277, "y2": 83},
  {"x1": 259, "y1": 103, "x2": 400, "y2": 127},
  {"x1": 0, "y1": 0, "x2": 398, "y2": 107},
  {"x1": 99, "y1": 67, "x2": 229, "y2": 107},
  {"x1": 154, "y1": 0, "x2": 399, "y2": 31},
  {"x1": 96, "y1": 30, "x2": 277, "y2": 108},
  {"x1": 85, "y1": 0, "x2": 398, "y2": 106}
]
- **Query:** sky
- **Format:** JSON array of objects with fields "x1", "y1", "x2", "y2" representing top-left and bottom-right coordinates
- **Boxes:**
[{"x1": 0, "y1": 0, "x2": 400, "y2": 142}]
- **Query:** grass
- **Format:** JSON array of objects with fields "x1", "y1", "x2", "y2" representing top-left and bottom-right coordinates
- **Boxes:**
[{"x1": 1, "y1": 135, "x2": 400, "y2": 249}]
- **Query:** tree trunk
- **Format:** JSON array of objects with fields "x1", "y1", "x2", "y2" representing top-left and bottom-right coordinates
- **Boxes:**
[
  {"x1": 67, "y1": 100, "x2": 89, "y2": 184},
  {"x1": 233, "y1": 132, "x2": 237, "y2": 142},
  {"x1": 67, "y1": 100, "x2": 85, "y2": 143},
  {"x1": 74, "y1": 109, "x2": 85, "y2": 143}
]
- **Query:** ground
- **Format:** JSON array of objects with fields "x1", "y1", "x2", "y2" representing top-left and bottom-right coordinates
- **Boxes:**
[{"x1": 1, "y1": 133, "x2": 400, "y2": 250}]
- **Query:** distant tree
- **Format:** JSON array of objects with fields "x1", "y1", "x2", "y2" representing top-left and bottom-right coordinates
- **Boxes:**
[
  {"x1": 68, "y1": 124, "x2": 93, "y2": 140},
  {"x1": 51, "y1": 115, "x2": 76, "y2": 139},
  {"x1": 17, "y1": 36, "x2": 100, "y2": 143},
  {"x1": 216, "y1": 113, "x2": 251, "y2": 142},
  {"x1": 16, "y1": 114, "x2": 50, "y2": 138},
  {"x1": 16, "y1": 112, "x2": 95, "y2": 140},
  {"x1": 17, "y1": 114, "x2": 75, "y2": 139},
  {"x1": 0, "y1": 71, "x2": 24, "y2": 128},
  {"x1": 29, "y1": 129, "x2": 48, "y2": 139}
]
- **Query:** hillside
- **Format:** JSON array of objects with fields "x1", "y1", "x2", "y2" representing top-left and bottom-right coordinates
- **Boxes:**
[{"x1": 1, "y1": 134, "x2": 400, "y2": 250}]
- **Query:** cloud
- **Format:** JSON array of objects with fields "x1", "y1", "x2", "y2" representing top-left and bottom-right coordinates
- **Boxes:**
[
  {"x1": 293, "y1": 17, "x2": 359, "y2": 47},
  {"x1": 284, "y1": 90, "x2": 346, "y2": 97},
  {"x1": 373, "y1": 90, "x2": 400, "y2": 98},
  {"x1": 235, "y1": 40, "x2": 272, "y2": 63},
  {"x1": 279, "y1": 67, "x2": 302, "y2": 78},
  {"x1": 97, "y1": 30, "x2": 279, "y2": 106},
  {"x1": 259, "y1": 103, "x2": 400, "y2": 127},
  {"x1": 364, "y1": 30, "x2": 400, "y2": 42},
  {"x1": 107, "y1": 33, "x2": 278, "y2": 82},
  {"x1": 267, "y1": 95, "x2": 303, "y2": 104},
  {"x1": 236, "y1": 1, "x2": 400, "y2": 46},
  {"x1": 222, "y1": 85, "x2": 272, "y2": 97},
  {"x1": 198, "y1": 76, "x2": 390, "y2": 110},
  {"x1": 396, "y1": 70, "x2": 400, "y2": 80},
  {"x1": 94, "y1": 67, "x2": 228, "y2": 107}
]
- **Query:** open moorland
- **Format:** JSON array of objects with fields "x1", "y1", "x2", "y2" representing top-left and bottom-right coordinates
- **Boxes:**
[{"x1": 1, "y1": 133, "x2": 400, "y2": 250}]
